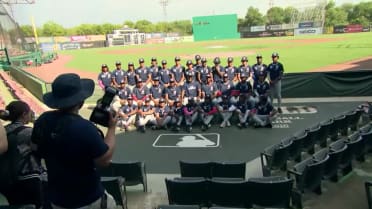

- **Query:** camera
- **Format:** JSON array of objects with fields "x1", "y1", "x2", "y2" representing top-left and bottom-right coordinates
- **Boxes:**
[{"x1": 89, "y1": 86, "x2": 118, "y2": 127}]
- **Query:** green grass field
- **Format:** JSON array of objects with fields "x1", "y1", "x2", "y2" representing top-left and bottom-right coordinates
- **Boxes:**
[{"x1": 59, "y1": 32, "x2": 372, "y2": 73}]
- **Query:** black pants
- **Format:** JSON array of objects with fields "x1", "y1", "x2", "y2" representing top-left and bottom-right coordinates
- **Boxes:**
[{"x1": 2, "y1": 177, "x2": 42, "y2": 209}]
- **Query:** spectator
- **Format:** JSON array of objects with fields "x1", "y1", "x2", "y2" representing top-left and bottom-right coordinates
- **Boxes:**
[
  {"x1": 0, "y1": 101, "x2": 43, "y2": 208},
  {"x1": 31, "y1": 73, "x2": 118, "y2": 209}
]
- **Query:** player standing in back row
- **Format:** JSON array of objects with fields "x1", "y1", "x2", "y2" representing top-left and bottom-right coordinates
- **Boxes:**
[{"x1": 267, "y1": 52, "x2": 284, "y2": 113}]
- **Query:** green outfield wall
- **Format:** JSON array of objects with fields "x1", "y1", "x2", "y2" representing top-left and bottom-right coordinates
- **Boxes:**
[{"x1": 192, "y1": 14, "x2": 240, "y2": 41}]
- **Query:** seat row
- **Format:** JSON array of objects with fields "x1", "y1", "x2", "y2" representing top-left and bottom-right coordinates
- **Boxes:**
[
  {"x1": 165, "y1": 176, "x2": 293, "y2": 209},
  {"x1": 179, "y1": 161, "x2": 246, "y2": 179}
]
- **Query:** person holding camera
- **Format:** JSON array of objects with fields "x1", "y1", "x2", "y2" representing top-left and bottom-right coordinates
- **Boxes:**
[
  {"x1": 31, "y1": 73, "x2": 117, "y2": 209},
  {"x1": 0, "y1": 120, "x2": 6, "y2": 154},
  {"x1": 0, "y1": 101, "x2": 44, "y2": 208}
]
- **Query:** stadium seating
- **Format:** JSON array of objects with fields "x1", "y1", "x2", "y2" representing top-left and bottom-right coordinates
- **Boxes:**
[
  {"x1": 110, "y1": 161, "x2": 148, "y2": 192},
  {"x1": 101, "y1": 177, "x2": 127, "y2": 209},
  {"x1": 346, "y1": 132, "x2": 366, "y2": 162},
  {"x1": 304, "y1": 124, "x2": 321, "y2": 154},
  {"x1": 365, "y1": 181, "x2": 372, "y2": 209},
  {"x1": 208, "y1": 178, "x2": 247, "y2": 208},
  {"x1": 0, "y1": 206, "x2": 35, "y2": 209},
  {"x1": 210, "y1": 162, "x2": 246, "y2": 179},
  {"x1": 319, "y1": 119, "x2": 334, "y2": 146},
  {"x1": 329, "y1": 139, "x2": 353, "y2": 176},
  {"x1": 332, "y1": 114, "x2": 347, "y2": 140},
  {"x1": 313, "y1": 148, "x2": 340, "y2": 182},
  {"x1": 179, "y1": 161, "x2": 212, "y2": 178},
  {"x1": 260, "y1": 139, "x2": 292, "y2": 176}
]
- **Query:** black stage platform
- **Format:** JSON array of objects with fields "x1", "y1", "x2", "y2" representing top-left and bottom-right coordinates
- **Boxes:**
[{"x1": 112, "y1": 101, "x2": 363, "y2": 174}]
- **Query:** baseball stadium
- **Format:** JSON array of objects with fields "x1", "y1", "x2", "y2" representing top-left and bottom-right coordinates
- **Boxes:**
[{"x1": 0, "y1": 0, "x2": 372, "y2": 209}]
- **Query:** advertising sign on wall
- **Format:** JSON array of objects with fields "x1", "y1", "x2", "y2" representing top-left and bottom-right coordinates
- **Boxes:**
[
  {"x1": 60, "y1": 43, "x2": 81, "y2": 50},
  {"x1": 298, "y1": 22, "x2": 314, "y2": 28},
  {"x1": 345, "y1": 24, "x2": 363, "y2": 33},
  {"x1": 294, "y1": 27, "x2": 323, "y2": 35},
  {"x1": 250, "y1": 25, "x2": 266, "y2": 32},
  {"x1": 267, "y1": 24, "x2": 282, "y2": 31}
]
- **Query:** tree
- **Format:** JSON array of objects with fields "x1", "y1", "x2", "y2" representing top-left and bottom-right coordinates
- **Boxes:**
[
  {"x1": 134, "y1": 20, "x2": 154, "y2": 33},
  {"x1": 20, "y1": 25, "x2": 33, "y2": 37},
  {"x1": 170, "y1": 20, "x2": 192, "y2": 35},
  {"x1": 243, "y1": 6, "x2": 265, "y2": 27},
  {"x1": 325, "y1": 7, "x2": 348, "y2": 27},
  {"x1": 123, "y1": 20, "x2": 134, "y2": 28},
  {"x1": 348, "y1": 2, "x2": 372, "y2": 26},
  {"x1": 266, "y1": 7, "x2": 285, "y2": 25},
  {"x1": 41, "y1": 21, "x2": 66, "y2": 36},
  {"x1": 283, "y1": 7, "x2": 299, "y2": 24},
  {"x1": 154, "y1": 22, "x2": 172, "y2": 33}
]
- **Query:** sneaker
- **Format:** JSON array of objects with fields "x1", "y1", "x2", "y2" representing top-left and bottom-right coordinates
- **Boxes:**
[
  {"x1": 226, "y1": 121, "x2": 231, "y2": 127},
  {"x1": 278, "y1": 107, "x2": 283, "y2": 114},
  {"x1": 176, "y1": 126, "x2": 181, "y2": 131},
  {"x1": 237, "y1": 123, "x2": 242, "y2": 129},
  {"x1": 151, "y1": 125, "x2": 157, "y2": 130},
  {"x1": 243, "y1": 122, "x2": 249, "y2": 128},
  {"x1": 139, "y1": 126, "x2": 146, "y2": 133},
  {"x1": 201, "y1": 125, "x2": 206, "y2": 131},
  {"x1": 265, "y1": 123, "x2": 273, "y2": 128},
  {"x1": 186, "y1": 125, "x2": 192, "y2": 133},
  {"x1": 220, "y1": 121, "x2": 226, "y2": 128}
]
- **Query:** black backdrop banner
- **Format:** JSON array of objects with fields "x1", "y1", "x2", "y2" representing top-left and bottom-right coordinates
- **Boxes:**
[{"x1": 282, "y1": 70, "x2": 372, "y2": 98}]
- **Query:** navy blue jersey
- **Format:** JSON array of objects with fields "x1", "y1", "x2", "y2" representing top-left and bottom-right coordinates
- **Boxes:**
[
  {"x1": 267, "y1": 62, "x2": 284, "y2": 80},
  {"x1": 193, "y1": 64, "x2": 202, "y2": 73},
  {"x1": 238, "y1": 65, "x2": 252, "y2": 76},
  {"x1": 111, "y1": 69, "x2": 126, "y2": 84},
  {"x1": 149, "y1": 65, "x2": 160, "y2": 78},
  {"x1": 184, "y1": 69, "x2": 198, "y2": 82},
  {"x1": 132, "y1": 86, "x2": 150, "y2": 100},
  {"x1": 222, "y1": 66, "x2": 238, "y2": 81},
  {"x1": 211, "y1": 65, "x2": 225, "y2": 83},
  {"x1": 135, "y1": 67, "x2": 150, "y2": 81},
  {"x1": 126, "y1": 70, "x2": 137, "y2": 86},
  {"x1": 235, "y1": 100, "x2": 252, "y2": 113},
  {"x1": 235, "y1": 81, "x2": 252, "y2": 94},
  {"x1": 150, "y1": 85, "x2": 164, "y2": 99},
  {"x1": 200, "y1": 102, "x2": 214, "y2": 113},
  {"x1": 256, "y1": 102, "x2": 274, "y2": 115},
  {"x1": 218, "y1": 100, "x2": 232, "y2": 111},
  {"x1": 252, "y1": 63, "x2": 268, "y2": 81},
  {"x1": 159, "y1": 69, "x2": 172, "y2": 84},
  {"x1": 140, "y1": 104, "x2": 153, "y2": 114},
  {"x1": 171, "y1": 66, "x2": 185, "y2": 82},
  {"x1": 172, "y1": 106, "x2": 184, "y2": 116},
  {"x1": 199, "y1": 66, "x2": 211, "y2": 83},
  {"x1": 202, "y1": 83, "x2": 218, "y2": 97},
  {"x1": 253, "y1": 80, "x2": 270, "y2": 96},
  {"x1": 218, "y1": 81, "x2": 234, "y2": 96},
  {"x1": 155, "y1": 106, "x2": 170, "y2": 118},
  {"x1": 120, "y1": 104, "x2": 137, "y2": 115},
  {"x1": 118, "y1": 87, "x2": 132, "y2": 100},
  {"x1": 183, "y1": 81, "x2": 200, "y2": 97},
  {"x1": 97, "y1": 72, "x2": 112, "y2": 88},
  {"x1": 165, "y1": 86, "x2": 181, "y2": 100}
]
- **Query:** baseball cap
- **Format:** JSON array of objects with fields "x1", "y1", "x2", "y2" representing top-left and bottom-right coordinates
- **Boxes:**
[
  {"x1": 159, "y1": 98, "x2": 165, "y2": 103},
  {"x1": 256, "y1": 54, "x2": 262, "y2": 58},
  {"x1": 175, "y1": 56, "x2": 181, "y2": 61},
  {"x1": 161, "y1": 60, "x2": 167, "y2": 65},
  {"x1": 139, "y1": 58, "x2": 145, "y2": 63},
  {"x1": 186, "y1": 60, "x2": 193, "y2": 66},
  {"x1": 272, "y1": 52, "x2": 279, "y2": 57},
  {"x1": 115, "y1": 61, "x2": 121, "y2": 65},
  {"x1": 201, "y1": 57, "x2": 207, "y2": 63},
  {"x1": 128, "y1": 62, "x2": 134, "y2": 66},
  {"x1": 195, "y1": 54, "x2": 201, "y2": 61},
  {"x1": 175, "y1": 98, "x2": 181, "y2": 103},
  {"x1": 145, "y1": 97, "x2": 151, "y2": 102},
  {"x1": 136, "y1": 78, "x2": 143, "y2": 83},
  {"x1": 223, "y1": 73, "x2": 228, "y2": 78},
  {"x1": 127, "y1": 95, "x2": 133, "y2": 100},
  {"x1": 151, "y1": 57, "x2": 157, "y2": 62},
  {"x1": 120, "y1": 80, "x2": 126, "y2": 84},
  {"x1": 101, "y1": 64, "x2": 108, "y2": 68},
  {"x1": 227, "y1": 57, "x2": 234, "y2": 63},
  {"x1": 170, "y1": 78, "x2": 175, "y2": 83},
  {"x1": 213, "y1": 57, "x2": 221, "y2": 64},
  {"x1": 241, "y1": 56, "x2": 248, "y2": 62},
  {"x1": 153, "y1": 77, "x2": 159, "y2": 81}
]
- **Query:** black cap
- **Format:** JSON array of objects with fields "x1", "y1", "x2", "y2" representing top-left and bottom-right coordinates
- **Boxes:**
[
  {"x1": 161, "y1": 60, "x2": 167, "y2": 65},
  {"x1": 101, "y1": 64, "x2": 108, "y2": 68},
  {"x1": 175, "y1": 56, "x2": 181, "y2": 61},
  {"x1": 151, "y1": 57, "x2": 157, "y2": 62},
  {"x1": 128, "y1": 62, "x2": 134, "y2": 66},
  {"x1": 241, "y1": 56, "x2": 248, "y2": 62},
  {"x1": 153, "y1": 77, "x2": 159, "y2": 81},
  {"x1": 213, "y1": 57, "x2": 221, "y2": 64},
  {"x1": 201, "y1": 57, "x2": 207, "y2": 63},
  {"x1": 223, "y1": 73, "x2": 228, "y2": 78},
  {"x1": 227, "y1": 57, "x2": 234, "y2": 63},
  {"x1": 256, "y1": 54, "x2": 262, "y2": 58},
  {"x1": 159, "y1": 98, "x2": 165, "y2": 103},
  {"x1": 136, "y1": 78, "x2": 143, "y2": 83},
  {"x1": 115, "y1": 61, "x2": 121, "y2": 65},
  {"x1": 272, "y1": 52, "x2": 279, "y2": 57},
  {"x1": 139, "y1": 58, "x2": 145, "y2": 63},
  {"x1": 195, "y1": 55, "x2": 201, "y2": 61},
  {"x1": 170, "y1": 78, "x2": 175, "y2": 83},
  {"x1": 186, "y1": 60, "x2": 193, "y2": 66},
  {"x1": 145, "y1": 97, "x2": 151, "y2": 102},
  {"x1": 127, "y1": 95, "x2": 133, "y2": 100}
]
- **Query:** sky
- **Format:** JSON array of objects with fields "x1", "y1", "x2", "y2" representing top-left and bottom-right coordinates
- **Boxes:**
[{"x1": 10, "y1": 0, "x2": 367, "y2": 27}]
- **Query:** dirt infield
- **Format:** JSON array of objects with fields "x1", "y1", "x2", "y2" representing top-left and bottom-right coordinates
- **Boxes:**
[
  {"x1": 24, "y1": 55, "x2": 97, "y2": 83},
  {"x1": 311, "y1": 56, "x2": 372, "y2": 72}
]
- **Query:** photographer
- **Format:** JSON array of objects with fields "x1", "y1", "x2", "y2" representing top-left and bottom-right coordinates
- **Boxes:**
[
  {"x1": 31, "y1": 73, "x2": 117, "y2": 209},
  {"x1": 0, "y1": 120, "x2": 6, "y2": 154},
  {"x1": 0, "y1": 101, "x2": 43, "y2": 208}
]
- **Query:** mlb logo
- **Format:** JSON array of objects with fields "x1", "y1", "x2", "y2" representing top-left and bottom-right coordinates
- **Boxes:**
[{"x1": 153, "y1": 133, "x2": 220, "y2": 148}]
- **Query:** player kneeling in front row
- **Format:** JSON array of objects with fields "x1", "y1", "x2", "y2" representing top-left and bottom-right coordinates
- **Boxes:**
[
  {"x1": 198, "y1": 95, "x2": 218, "y2": 131},
  {"x1": 136, "y1": 97, "x2": 156, "y2": 133},
  {"x1": 217, "y1": 95, "x2": 234, "y2": 128},
  {"x1": 252, "y1": 95, "x2": 276, "y2": 128},
  {"x1": 169, "y1": 98, "x2": 184, "y2": 132},
  {"x1": 234, "y1": 94, "x2": 254, "y2": 128},
  {"x1": 118, "y1": 96, "x2": 137, "y2": 131},
  {"x1": 183, "y1": 98, "x2": 199, "y2": 132},
  {"x1": 153, "y1": 98, "x2": 171, "y2": 130}
]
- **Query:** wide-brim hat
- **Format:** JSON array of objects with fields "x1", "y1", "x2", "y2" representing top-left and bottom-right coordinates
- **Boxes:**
[{"x1": 43, "y1": 73, "x2": 94, "y2": 109}]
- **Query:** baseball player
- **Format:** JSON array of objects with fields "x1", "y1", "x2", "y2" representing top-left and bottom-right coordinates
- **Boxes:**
[
  {"x1": 217, "y1": 95, "x2": 234, "y2": 128},
  {"x1": 165, "y1": 78, "x2": 181, "y2": 106},
  {"x1": 159, "y1": 60, "x2": 172, "y2": 87},
  {"x1": 194, "y1": 54, "x2": 202, "y2": 71},
  {"x1": 136, "y1": 58, "x2": 151, "y2": 86},
  {"x1": 111, "y1": 80, "x2": 132, "y2": 112},
  {"x1": 234, "y1": 94, "x2": 254, "y2": 128},
  {"x1": 198, "y1": 95, "x2": 218, "y2": 131},
  {"x1": 218, "y1": 73, "x2": 236, "y2": 104},
  {"x1": 132, "y1": 78, "x2": 150, "y2": 106},
  {"x1": 223, "y1": 57, "x2": 238, "y2": 84},
  {"x1": 169, "y1": 98, "x2": 184, "y2": 132},
  {"x1": 97, "y1": 64, "x2": 112, "y2": 90},
  {"x1": 153, "y1": 98, "x2": 171, "y2": 130},
  {"x1": 149, "y1": 57, "x2": 160, "y2": 79},
  {"x1": 252, "y1": 95, "x2": 276, "y2": 128},
  {"x1": 198, "y1": 57, "x2": 212, "y2": 84},
  {"x1": 111, "y1": 61, "x2": 125, "y2": 88},
  {"x1": 201, "y1": 74, "x2": 219, "y2": 103},
  {"x1": 267, "y1": 52, "x2": 284, "y2": 113},
  {"x1": 235, "y1": 73, "x2": 255, "y2": 106},
  {"x1": 126, "y1": 62, "x2": 137, "y2": 90},
  {"x1": 238, "y1": 56, "x2": 253, "y2": 82},
  {"x1": 136, "y1": 97, "x2": 156, "y2": 133},
  {"x1": 253, "y1": 70, "x2": 271, "y2": 103},
  {"x1": 118, "y1": 96, "x2": 138, "y2": 131},
  {"x1": 181, "y1": 71, "x2": 201, "y2": 105},
  {"x1": 149, "y1": 77, "x2": 164, "y2": 106},
  {"x1": 184, "y1": 60, "x2": 198, "y2": 82},
  {"x1": 183, "y1": 98, "x2": 199, "y2": 133},
  {"x1": 171, "y1": 57, "x2": 185, "y2": 86},
  {"x1": 252, "y1": 54, "x2": 268, "y2": 82},
  {"x1": 211, "y1": 57, "x2": 225, "y2": 85}
]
